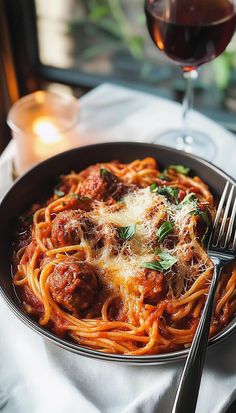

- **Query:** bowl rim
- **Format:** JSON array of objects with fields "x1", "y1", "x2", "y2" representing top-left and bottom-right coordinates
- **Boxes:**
[{"x1": 0, "y1": 141, "x2": 235, "y2": 365}]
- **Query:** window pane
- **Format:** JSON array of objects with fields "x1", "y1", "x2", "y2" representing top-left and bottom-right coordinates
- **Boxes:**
[
  {"x1": 35, "y1": 0, "x2": 171, "y2": 86},
  {"x1": 35, "y1": 0, "x2": 236, "y2": 128}
]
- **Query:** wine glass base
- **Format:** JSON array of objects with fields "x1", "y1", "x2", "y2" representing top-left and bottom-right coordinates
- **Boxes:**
[{"x1": 153, "y1": 130, "x2": 216, "y2": 161}]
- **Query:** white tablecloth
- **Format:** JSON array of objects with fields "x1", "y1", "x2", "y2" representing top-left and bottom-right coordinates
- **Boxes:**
[{"x1": 0, "y1": 84, "x2": 236, "y2": 413}]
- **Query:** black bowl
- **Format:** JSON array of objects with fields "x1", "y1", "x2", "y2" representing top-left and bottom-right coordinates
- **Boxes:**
[{"x1": 0, "y1": 142, "x2": 235, "y2": 365}]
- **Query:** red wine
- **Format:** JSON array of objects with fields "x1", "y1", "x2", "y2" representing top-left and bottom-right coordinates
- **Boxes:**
[{"x1": 145, "y1": 0, "x2": 236, "y2": 70}]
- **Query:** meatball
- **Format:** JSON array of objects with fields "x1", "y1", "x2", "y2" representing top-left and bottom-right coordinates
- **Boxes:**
[
  {"x1": 79, "y1": 165, "x2": 125, "y2": 201},
  {"x1": 48, "y1": 261, "x2": 98, "y2": 311},
  {"x1": 51, "y1": 210, "x2": 84, "y2": 247}
]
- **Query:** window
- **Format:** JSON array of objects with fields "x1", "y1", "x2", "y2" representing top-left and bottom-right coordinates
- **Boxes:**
[
  {"x1": 35, "y1": 0, "x2": 236, "y2": 131},
  {"x1": 1, "y1": 0, "x2": 236, "y2": 153}
]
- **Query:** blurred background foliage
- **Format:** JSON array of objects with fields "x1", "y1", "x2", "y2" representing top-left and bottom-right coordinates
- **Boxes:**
[{"x1": 36, "y1": 0, "x2": 236, "y2": 127}]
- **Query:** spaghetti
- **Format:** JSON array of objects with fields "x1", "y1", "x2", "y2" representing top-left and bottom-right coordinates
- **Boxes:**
[{"x1": 12, "y1": 158, "x2": 236, "y2": 355}]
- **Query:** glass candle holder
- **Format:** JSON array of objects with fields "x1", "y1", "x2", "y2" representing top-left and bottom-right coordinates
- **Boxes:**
[{"x1": 7, "y1": 90, "x2": 79, "y2": 175}]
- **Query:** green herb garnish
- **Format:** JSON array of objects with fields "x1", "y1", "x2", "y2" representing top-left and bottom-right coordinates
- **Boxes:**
[
  {"x1": 166, "y1": 165, "x2": 190, "y2": 175},
  {"x1": 159, "y1": 174, "x2": 171, "y2": 181},
  {"x1": 191, "y1": 208, "x2": 210, "y2": 223},
  {"x1": 118, "y1": 224, "x2": 136, "y2": 241},
  {"x1": 156, "y1": 221, "x2": 174, "y2": 242},
  {"x1": 69, "y1": 194, "x2": 90, "y2": 201},
  {"x1": 156, "y1": 186, "x2": 179, "y2": 204},
  {"x1": 199, "y1": 211, "x2": 210, "y2": 226},
  {"x1": 180, "y1": 192, "x2": 198, "y2": 206},
  {"x1": 150, "y1": 183, "x2": 157, "y2": 191},
  {"x1": 178, "y1": 193, "x2": 211, "y2": 239},
  {"x1": 141, "y1": 261, "x2": 163, "y2": 272},
  {"x1": 100, "y1": 168, "x2": 109, "y2": 177},
  {"x1": 189, "y1": 205, "x2": 211, "y2": 245},
  {"x1": 155, "y1": 248, "x2": 178, "y2": 270},
  {"x1": 142, "y1": 249, "x2": 177, "y2": 272}
]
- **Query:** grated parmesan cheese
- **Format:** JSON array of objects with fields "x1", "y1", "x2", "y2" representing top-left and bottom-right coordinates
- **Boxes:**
[{"x1": 75, "y1": 187, "x2": 211, "y2": 298}]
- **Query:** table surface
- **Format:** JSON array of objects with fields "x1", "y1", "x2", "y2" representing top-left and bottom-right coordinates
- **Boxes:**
[{"x1": 0, "y1": 83, "x2": 236, "y2": 413}]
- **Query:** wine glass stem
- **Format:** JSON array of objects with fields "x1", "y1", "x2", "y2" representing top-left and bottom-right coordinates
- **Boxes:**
[{"x1": 178, "y1": 70, "x2": 198, "y2": 152}]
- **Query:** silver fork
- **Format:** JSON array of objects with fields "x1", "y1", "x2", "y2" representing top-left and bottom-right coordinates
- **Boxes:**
[{"x1": 172, "y1": 181, "x2": 236, "y2": 413}]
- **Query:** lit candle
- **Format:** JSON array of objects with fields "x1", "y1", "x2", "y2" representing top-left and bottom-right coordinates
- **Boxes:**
[
  {"x1": 32, "y1": 116, "x2": 64, "y2": 159},
  {"x1": 7, "y1": 91, "x2": 79, "y2": 175}
]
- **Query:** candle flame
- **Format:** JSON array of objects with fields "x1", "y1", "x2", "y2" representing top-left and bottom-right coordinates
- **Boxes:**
[{"x1": 33, "y1": 117, "x2": 61, "y2": 144}]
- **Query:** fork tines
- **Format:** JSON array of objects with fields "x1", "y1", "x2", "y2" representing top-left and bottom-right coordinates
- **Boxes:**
[{"x1": 210, "y1": 181, "x2": 236, "y2": 251}]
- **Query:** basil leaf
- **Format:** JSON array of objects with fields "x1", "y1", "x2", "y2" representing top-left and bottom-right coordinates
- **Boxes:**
[
  {"x1": 156, "y1": 221, "x2": 174, "y2": 242},
  {"x1": 118, "y1": 224, "x2": 136, "y2": 241},
  {"x1": 167, "y1": 165, "x2": 190, "y2": 175},
  {"x1": 69, "y1": 194, "x2": 90, "y2": 201},
  {"x1": 150, "y1": 183, "x2": 157, "y2": 191},
  {"x1": 156, "y1": 186, "x2": 179, "y2": 204},
  {"x1": 200, "y1": 212, "x2": 211, "y2": 245},
  {"x1": 100, "y1": 168, "x2": 109, "y2": 177},
  {"x1": 180, "y1": 192, "x2": 198, "y2": 206},
  {"x1": 191, "y1": 208, "x2": 211, "y2": 245},
  {"x1": 199, "y1": 211, "x2": 210, "y2": 226},
  {"x1": 155, "y1": 248, "x2": 178, "y2": 270},
  {"x1": 141, "y1": 261, "x2": 163, "y2": 271},
  {"x1": 142, "y1": 249, "x2": 177, "y2": 272},
  {"x1": 54, "y1": 188, "x2": 65, "y2": 197},
  {"x1": 159, "y1": 174, "x2": 171, "y2": 181},
  {"x1": 191, "y1": 208, "x2": 210, "y2": 225}
]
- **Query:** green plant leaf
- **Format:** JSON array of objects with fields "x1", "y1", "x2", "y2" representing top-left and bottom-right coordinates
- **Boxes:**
[
  {"x1": 166, "y1": 165, "x2": 190, "y2": 175},
  {"x1": 190, "y1": 208, "x2": 211, "y2": 245},
  {"x1": 118, "y1": 224, "x2": 136, "y2": 241},
  {"x1": 155, "y1": 248, "x2": 178, "y2": 270},
  {"x1": 141, "y1": 261, "x2": 163, "y2": 272},
  {"x1": 155, "y1": 186, "x2": 179, "y2": 204},
  {"x1": 128, "y1": 36, "x2": 145, "y2": 59},
  {"x1": 212, "y1": 52, "x2": 234, "y2": 90},
  {"x1": 180, "y1": 192, "x2": 198, "y2": 206},
  {"x1": 159, "y1": 174, "x2": 171, "y2": 181},
  {"x1": 100, "y1": 168, "x2": 109, "y2": 177},
  {"x1": 150, "y1": 183, "x2": 157, "y2": 191},
  {"x1": 69, "y1": 194, "x2": 90, "y2": 201},
  {"x1": 141, "y1": 249, "x2": 177, "y2": 272},
  {"x1": 89, "y1": 5, "x2": 110, "y2": 21},
  {"x1": 199, "y1": 211, "x2": 210, "y2": 226},
  {"x1": 156, "y1": 221, "x2": 174, "y2": 242}
]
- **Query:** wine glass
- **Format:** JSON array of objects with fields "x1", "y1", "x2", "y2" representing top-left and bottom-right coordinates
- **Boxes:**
[{"x1": 144, "y1": 0, "x2": 236, "y2": 159}]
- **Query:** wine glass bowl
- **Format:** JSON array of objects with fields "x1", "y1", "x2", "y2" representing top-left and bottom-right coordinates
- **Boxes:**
[{"x1": 144, "y1": 0, "x2": 236, "y2": 159}]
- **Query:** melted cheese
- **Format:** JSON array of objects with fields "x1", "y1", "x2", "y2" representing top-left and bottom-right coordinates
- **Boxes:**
[
  {"x1": 167, "y1": 200, "x2": 199, "y2": 232},
  {"x1": 95, "y1": 187, "x2": 155, "y2": 225},
  {"x1": 80, "y1": 188, "x2": 208, "y2": 298},
  {"x1": 88, "y1": 188, "x2": 162, "y2": 290}
]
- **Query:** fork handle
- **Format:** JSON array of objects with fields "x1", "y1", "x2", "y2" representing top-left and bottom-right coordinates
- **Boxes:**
[{"x1": 172, "y1": 262, "x2": 223, "y2": 413}]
